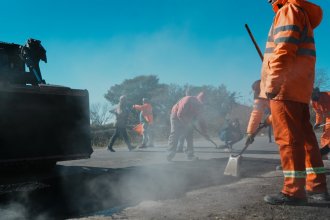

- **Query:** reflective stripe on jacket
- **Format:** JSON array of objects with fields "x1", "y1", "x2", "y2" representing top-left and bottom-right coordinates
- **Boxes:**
[{"x1": 260, "y1": 0, "x2": 322, "y2": 104}]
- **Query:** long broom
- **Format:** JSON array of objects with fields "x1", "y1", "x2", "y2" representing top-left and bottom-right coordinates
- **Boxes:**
[{"x1": 224, "y1": 123, "x2": 267, "y2": 177}]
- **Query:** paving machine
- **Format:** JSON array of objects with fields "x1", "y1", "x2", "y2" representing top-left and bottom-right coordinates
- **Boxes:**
[{"x1": 0, "y1": 39, "x2": 93, "y2": 170}]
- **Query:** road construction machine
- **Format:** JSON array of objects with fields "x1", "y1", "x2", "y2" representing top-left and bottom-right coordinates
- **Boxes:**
[{"x1": 0, "y1": 39, "x2": 92, "y2": 170}]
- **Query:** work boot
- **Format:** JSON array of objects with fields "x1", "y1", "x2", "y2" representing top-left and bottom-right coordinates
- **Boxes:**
[
  {"x1": 128, "y1": 145, "x2": 136, "y2": 151},
  {"x1": 138, "y1": 144, "x2": 147, "y2": 149},
  {"x1": 107, "y1": 146, "x2": 115, "y2": 152},
  {"x1": 264, "y1": 192, "x2": 307, "y2": 205},
  {"x1": 307, "y1": 191, "x2": 330, "y2": 201},
  {"x1": 167, "y1": 152, "x2": 176, "y2": 162},
  {"x1": 187, "y1": 154, "x2": 199, "y2": 161}
]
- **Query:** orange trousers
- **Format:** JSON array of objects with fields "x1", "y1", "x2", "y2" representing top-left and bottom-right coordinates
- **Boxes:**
[{"x1": 270, "y1": 100, "x2": 327, "y2": 198}]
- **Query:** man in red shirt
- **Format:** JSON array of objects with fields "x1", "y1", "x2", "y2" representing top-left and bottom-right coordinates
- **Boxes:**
[{"x1": 167, "y1": 92, "x2": 208, "y2": 161}]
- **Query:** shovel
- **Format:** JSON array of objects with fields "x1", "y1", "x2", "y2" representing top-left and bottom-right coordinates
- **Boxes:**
[{"x1": 224, "y1": 123, "x2": 267, "y2": 177}]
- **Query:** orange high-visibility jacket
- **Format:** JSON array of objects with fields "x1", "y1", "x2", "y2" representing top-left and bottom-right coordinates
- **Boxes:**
[
  {"x1": 312, "y1": 92, "x2": 330, "y2": 148},
  {"x1": 133, "y1": 103, "x2": 153, "y2": 124},
  {"x1": 246, "y1": 98, "x2": 270, "y2": 134},
  {"x1": 312, "y1": 92, "x2": 330, "y2": 125},
  {"x1": 260, "y1": 0, "x2": 322, "y2": 104}
]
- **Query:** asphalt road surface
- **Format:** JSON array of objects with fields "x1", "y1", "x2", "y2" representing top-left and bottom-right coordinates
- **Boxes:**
[{"x1": 0, "y1": 136, "x2": 329, "y2": 220}]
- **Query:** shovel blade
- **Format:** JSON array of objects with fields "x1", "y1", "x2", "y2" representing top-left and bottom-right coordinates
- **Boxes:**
[{"x1": 224, "y1": 155, "x2": 242, "y2": 177}]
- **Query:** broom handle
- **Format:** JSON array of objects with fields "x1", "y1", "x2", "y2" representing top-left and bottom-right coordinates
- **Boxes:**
[{"x1": 245, "y1": 24, "x2": 264, "y2": 61}]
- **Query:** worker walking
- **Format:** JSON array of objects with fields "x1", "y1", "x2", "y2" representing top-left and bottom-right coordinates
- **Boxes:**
[
  {"x1": 167, "y1": 92, "x2": 208, "y2": 161},
  {"x1": 261, "y1": 0, "x2": 328, "y2": 205},
  {"x1": 311, "y1": 87, "x2": 330, "y2": 160},
  {"x1": 133, "y1": 98, "x2": 154, "y2": 148},
  {"x1": 107, "y1": 95, "x2": 135, "y2": 152}
]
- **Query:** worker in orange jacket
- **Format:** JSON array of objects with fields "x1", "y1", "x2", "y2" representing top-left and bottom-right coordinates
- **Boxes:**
[
  {"x1": 311, "y1": 87, "x2": 330, "y2": 159},
  {"x1": 246, "y1": 80, "x2": 271, "y2": 145},
  {"x1": 261, "y1": 0, "x2": 328, "y2": 205},
  {"x1": 133, "y1": 98, "x2": 154, "y2": 148}
]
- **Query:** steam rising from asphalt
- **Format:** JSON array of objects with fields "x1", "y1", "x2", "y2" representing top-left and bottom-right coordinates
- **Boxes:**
[
  {"x1": 0, "y1": 192, "x2": 50, "y2": 220},
  {"x1": 0, "y1": 202, "x2": 28, "y2": 220}
]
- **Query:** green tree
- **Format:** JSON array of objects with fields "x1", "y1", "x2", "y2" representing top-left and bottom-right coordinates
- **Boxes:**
[{"x1": 104, "y1": 75, "x2": 162, "y2": 106}]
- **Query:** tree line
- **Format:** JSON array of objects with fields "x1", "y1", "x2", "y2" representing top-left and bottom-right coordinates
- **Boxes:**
[{"x1": 90, "y1": 75, "x2": 250, "y2": 147}]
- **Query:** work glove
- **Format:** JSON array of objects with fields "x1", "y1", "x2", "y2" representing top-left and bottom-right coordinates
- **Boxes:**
[
  {"x1": 266, "y1": 92, "x2": 277, "y2": 100},
  {"x1": 313, "y1": 123, "x2": 321, "y2": 130},
  {"x1": 259, "y1": 122, "x2": 268, "y2": 129},
  {"x1": 245, "y1": 133, "x2": 254, "y2": 145}
]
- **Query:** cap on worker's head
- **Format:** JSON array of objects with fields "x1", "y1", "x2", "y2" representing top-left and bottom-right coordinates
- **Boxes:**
[
  {"x1": 268, "y1": 0, "x2": 288, "y2": 13},
  {"x1": 311, "y1": 87, "x2": 321, "y2": 101},
  {"x1": 196, "y1": 92, "x2": 205, "y2": 103}
]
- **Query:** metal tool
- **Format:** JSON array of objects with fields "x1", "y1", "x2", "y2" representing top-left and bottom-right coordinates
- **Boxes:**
[{"x1": 224, "y1": 123, "x2": 266, "y2": 177}]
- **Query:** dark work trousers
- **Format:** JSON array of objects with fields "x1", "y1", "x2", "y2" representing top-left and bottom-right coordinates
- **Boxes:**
[
  {"x1": 168, "y1": 114, "x2": 194, "y2": 158},
  {"x1": 108, "y1": 127, "x2": 132, "y2": 149}
]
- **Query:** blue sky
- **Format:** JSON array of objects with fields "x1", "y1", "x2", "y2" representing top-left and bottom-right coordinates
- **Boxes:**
[{"x1": 1, "y1": 0, "x2": 329, "y2": 104}]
